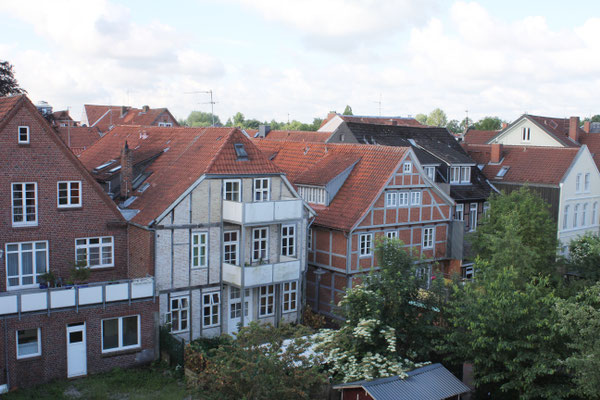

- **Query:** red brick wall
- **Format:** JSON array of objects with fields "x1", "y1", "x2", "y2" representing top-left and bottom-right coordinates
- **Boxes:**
[
  {"x1": 0, "y1": 299, "x2": 157, "y2": 389},
  {"x1": 339, "y1": 388, "x2": 373, "y2": 400},
  {"x1": 128, "y1": 225, "x2": 154, "y2": 278}
]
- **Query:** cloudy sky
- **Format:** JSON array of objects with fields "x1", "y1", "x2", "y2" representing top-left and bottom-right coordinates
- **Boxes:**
[{"x1": 2, "y1": 0, "x2": 600, "y2": 124}]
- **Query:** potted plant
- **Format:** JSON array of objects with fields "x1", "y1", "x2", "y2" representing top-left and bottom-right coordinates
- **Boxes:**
[
  {"x1": 38, "y1": 270, "x2": 56, "y2": 289},
  {"x1": 70, "y1": 261, "x2": 91, "y2": 287}
]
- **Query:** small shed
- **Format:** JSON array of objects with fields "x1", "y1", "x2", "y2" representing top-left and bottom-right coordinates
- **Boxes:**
[{"x1": 333, "y1": 363, "x2": 471, "y2": 400}]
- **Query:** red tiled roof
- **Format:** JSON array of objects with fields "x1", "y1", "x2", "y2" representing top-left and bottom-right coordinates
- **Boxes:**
[
  {"x1": 250, "y1": 130, "x2": 331, "y2": 142},
  {"x1": 295, "y1": 154, "x2": 361, "y2": 186},
  {"x1": 80, "y1": 126, "x2": 281, "y2": 225},
  {"x1": 56, "y1": 126, "x2": 102, "y2": 150},
  {"x1": 0, "y1": 95, "x2": 24, "y2": 123},
  {"x1": 254, "y1": 141, "x2": 409, "y2": 231},
  {"x1": 463, "y1": 129, "x2": 499, "y2": 145},
  {"x1": 578, "y1": 133, "x2": 600, "y2": 168},
  {"x1": 464, "y1": 143, "x2": 579, "y2": 185},
  {"x1": 526, "y1": 115, "x2": 581, "y2": 148},
  {"x1": 84, "y1": 104, "x2": 178, "y2": 132},
  {"x1": 52, "y1": 110, "x2": 72, "y2": 121}
]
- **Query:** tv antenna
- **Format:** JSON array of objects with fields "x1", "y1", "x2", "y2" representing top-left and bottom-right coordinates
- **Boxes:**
[
  {"x1": 374, "y1": 93, "x2": 382, "y2": 116},
  {"x1": 184, "y1": 90, "x2": 217, "y2": 126}
]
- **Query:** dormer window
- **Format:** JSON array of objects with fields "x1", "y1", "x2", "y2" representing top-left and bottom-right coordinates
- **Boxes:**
[
  {"x1": 424, "y1": 166, "x2": 435, "y2": 180},
  {"x1": 297, "y1": 185, "x2": 327, "y2": 205},
  {"x1": 461, "y1": 167, "x2": 471, "y2": 183},
  {"x1": 522, "y1": 127, "x2": 531, "y2": 142},
  {"x1": 158, "y1": 122, "x2": 172, "y2": 127},
  {"x1": 18, "y1": 126, "x2": 29, "y2": 144}
]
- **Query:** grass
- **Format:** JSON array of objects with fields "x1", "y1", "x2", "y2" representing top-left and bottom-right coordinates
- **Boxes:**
[{"x1": 3, "y1": 362, "x2": 192, "y2": 400}]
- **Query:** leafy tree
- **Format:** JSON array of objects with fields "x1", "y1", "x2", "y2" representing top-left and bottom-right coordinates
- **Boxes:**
[
  {"x1": 446, "y1": 119, "x2": 462, "y2": 134},
  {"x1": 425, "y1": 108, "x2": 448, "y2": 127},
  {"x1": 583, "y1": 115, "x2": 600, "y2": 123},
  {"x1": 460, "y1": 117, "x2": 473, "y2": 131},
  {"x1": 186, "y1": 111, "x2": 222, "y2": 127},
  {"x1": 415, "y1": 113, "x2": 427, "y2": 125},
  {"x1": 342, "y1": 105, "x2": 353, "y2": 115},
  {"x1": 177, "y1": 118, "x2": 189, "y2": 127},
  {"x1": 0, "y1": 60, "x2": 26, "y2": 97},
  {"x1": 556, "y1": 282, "x2": 600, "y2": 398},
  {"x1": 567, "y1": 233, "x2": 600, "y2": 281},
  {"x1": 473, "y1": 116, "x2": 503, "y2": 131},
  {"x1": 232, "y1": 112, "x2": 245, "y2": 127}
]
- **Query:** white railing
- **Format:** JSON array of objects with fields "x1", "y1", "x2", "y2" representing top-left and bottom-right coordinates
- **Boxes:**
[
  {"x1": 0, "y1": 277, "x2": 154, "y2": 316},
  {"x1": 223, "y1": 199, "x2": 303, "y2": 225},
  {"x1": 223, "y1": 256, "x2": 300, "y2": 287}
]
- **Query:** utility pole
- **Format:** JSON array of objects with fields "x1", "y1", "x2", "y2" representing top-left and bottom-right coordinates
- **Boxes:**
[
  {"x1": 374, "y1": 93, "x2": 382, "y2": 116},
  {"x1": 185, "y1": 90, "x2": 216, "y2": 126}
]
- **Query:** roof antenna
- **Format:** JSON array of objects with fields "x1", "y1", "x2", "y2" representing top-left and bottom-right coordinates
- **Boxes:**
[
  {"x1": 374, "y1": 93, "x2": 382, "y2": 116},
  {"x1": 184, "y1": 90, "x2": 217, "y2": 126}
]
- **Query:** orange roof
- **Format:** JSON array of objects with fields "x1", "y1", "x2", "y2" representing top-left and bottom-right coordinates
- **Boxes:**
[
  {"x1": 254, "y1": 141, "x2": 409, "y2": 231},
  {"x1": 250, "y1": 130, "x2": 331, "y2": 142},
  {"x1": 578, "y1": 133, "x2": 600, "y2": 169},
  {"x1": 464, "y1": 143, "x2": 579, "y2": 186},
  {"x1": 527, "y1": 115, "x2": 581, "y2": 147},
  {"x1": 56, "y1": 126, "x2": 102, "y2": 150},
  {"x1": 84, "y1": 104, "x2": 178, "y2": 132},
  {"x1": 80, "y1": 125, "x2": 282, "y2": 225},
  {"x1": 0, "y1": 95, "x2": 23, "y2": 122},
  {"x1": 463, "y1": 129, "x2": 499, "y2": 145}
]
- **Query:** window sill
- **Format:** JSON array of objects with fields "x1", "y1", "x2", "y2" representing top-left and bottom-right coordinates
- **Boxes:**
[
  {"x1": 101, "y1": 346, "x2": 142, "y2": 358},
  {"x1": 191, "y1": 266, "x2": 208, "y2": 270},
  {"x1": 89, "y1": 265, "x2": 116, "y2": 270},
  {"x1": 11, "y1": 223, "x2": 39, "y2": 229},
  {"x1": 16, "y1": 354, "x2": 42, "y2": 362},
  {"x1": 57, "y1": 206, "x2": 83, "y2": 210}
]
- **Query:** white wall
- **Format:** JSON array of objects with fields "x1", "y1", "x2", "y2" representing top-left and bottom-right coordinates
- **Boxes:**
[{"x1": 490, "y1": 118, "x2": 564, "y2": 147}]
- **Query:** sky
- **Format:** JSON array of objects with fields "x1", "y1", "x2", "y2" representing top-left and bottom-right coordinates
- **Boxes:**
[{"x1": 2, "y1": 0, "x2": 600, "y2": 125}]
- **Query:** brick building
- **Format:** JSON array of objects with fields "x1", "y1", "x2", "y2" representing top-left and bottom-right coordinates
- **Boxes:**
[
  {"x1": 0, "y1": 95, "x2": 157, "y2": 391},
  {"x1": 254, "y1": 141, "x2": 458, "y2": 316},
  {"x1": 82, "y1": 104, "x2": 178, "y2": 133}
]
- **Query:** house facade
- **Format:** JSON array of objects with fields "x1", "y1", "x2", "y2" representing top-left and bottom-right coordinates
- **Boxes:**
[
  {"x1": 82, "y1": 104, "x2": 178, "y2": 133},
  {"x1": 79, "y1": 126, "x2": 313, "y2": 340},
  {"x1": 0, "y1": 96, "x2": 156, "y2": 391}
]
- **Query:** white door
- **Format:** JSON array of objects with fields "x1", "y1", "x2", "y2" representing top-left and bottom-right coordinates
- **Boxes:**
[
  {"x1": 228, "y1": 287, "x2": 252, "y2": 335},
  {"x1": 67, "y1": 323, "x2": 87, "y2": 378}
]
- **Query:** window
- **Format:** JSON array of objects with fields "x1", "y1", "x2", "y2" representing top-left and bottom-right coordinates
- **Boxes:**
[
  {"x1": 483, "y1": 202, "x2": 490, "y2": 215},
  {"x1": 75, "y1": 236, "x2": 114, "y2": 268},
  {"x1": 422, "y1": 227, "x2": 434, "y2": 249},
  {"x1": 594, "y1": 202, "x2": 598, "y2": 226},
  {"x1": 202, "y1": 292, "x2": 220, "y2": 327},
  {"x1": 469, "y1": 203, "x2": 478, "y2": 232},
  {"x1": 385, "y1": 192, "x2": 397, "y2": 207},
  {"x1": 224, "y1": 179, "x2": 240, "y2": 201},
  {"x1": 18, "y1": 126, "x2": 29, "y2": 144},
  {"x1": 403, "y1": 162, "x2": 412, "y2": 173},
  {"x1": 522, "y1": 127, "x2": 530, "y2": 142},
  {"x1": 259, "y1": 285, "x2": 275, "y2": 317},
  {"x1": 281, "y1": 225, "x2": 296, "y2": 257},
  {"x1": 6, "y1": 241, "x2": 48, "y2": 289},
  {"x1": 57, "y1": 181, "x2": 82, "y2": 208},
  {"x1": 253, "y1": 178, "x2": 270, "y2": 202},
  {"x1": 563, "y1": 205, "x2": 569, "y2": 230},
  {"x1": 234, "y1": 143, "x2": 248, "y2": 160},
  {"x1": 573, "y1": 204, "x2": 579, "y2": 228},
  {"x1": 16, "y1": 328, "x2": 41, "y2": 359},
  {"x1": 386, "y1": 231, "x2": 398, "y2": 240},
  {"x1": 359, "y1": 233, "x2": 372, "y2": 256},
  {"x1": 455, "y1": 204, "x2": 464, "y2": 220},
  {"x1": 12, "y1": 182, "x2": 37, "y2": 226},
  {"x1": 168, "y1": 296, "x2": 189, "y2": 333},
  {"x1": 576, "y1": 174, "x2": 582, "y2": 193},
  {"x1": 157, "y1": 122, "x2": 173, "y2": 127},
  {"x1": 398, "y1": 192, "x2": 409, "y2": 206},
  {"x1": 192, "y1": 232, "x2": 207, "y2": 268},
  {"x1": 450, "y1": 167, "x2": 460, "y2": 184},
  {"x1": 496, "y1": 166, "x2": 510, "y2": 178},
  {"x1": 223, "y1": 231, "x2": 239, "y2": 265},
  {"x1": 461, "y1": 167, "x2": 471, "y2": 184},
  {"x1": 410, "y1": 191, "x2": 421, "y2": 205},
  {"x1": 252, "y1": 227, "x2": 269, "y2": 262},
  {"x1": 102, "y1": 315, "x2": 140, "y2": 353},
  {"x1": 307, "y1": 228, "x2": 313, "y2": 251},
  {"x1": 229, "y1": 287, "x2": 249, "y2": 319},
  {"x1": 282, "y1": 282, "x2": 297, "y2": 312},
  {"x1": 297, "y1": 185, "x2": 327, "y2": 205},
  {"x1": 582, "y1": 203, "x2": 588, "y2": 227},
  {"x1": 585, "y1": 173, "x2": 591, "y2": 192},
  {"x1": 424, "y1": 166, "x2": 435, "y2": 180}
]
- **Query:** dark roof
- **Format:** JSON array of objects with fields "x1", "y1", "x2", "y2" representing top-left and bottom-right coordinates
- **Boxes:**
[
  {"x1": 334, "y1": 363, "x2": 471, "y2": 400},
  {"x1": 320, "y1": 113, "x2": 423, "y2": 129}
]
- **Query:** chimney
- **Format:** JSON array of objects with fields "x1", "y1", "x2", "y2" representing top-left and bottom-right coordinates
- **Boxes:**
[
  {"x1": 584, "y1": 121, "x2": 591, "y2": 134},
  {"x1": 257, "y1": 124, "x2": 271, "y2": 138},
  {"x1": 142, "y1": 105, "x2": 149, "y2": 113},
  {"x1": 391, "y1": 120, "x2": 398, "y2": 126},
  {"x1": 569, "y1": 116, "x2": 580, "y2": 143},
  {"x1": 120, "y1": 141, "x2": 133, "y2": 199},
  {"x1": 120, "y1": 106, "x2": 129, "y2": 117},
  {"x1": 491, "y1": 143, "x2": 503, "y2": 163},
  {"x1": 327, "y1": 112, "x2": 337, "y2": 121},
  {"x1": 501, "y1": 122, "x2": 508, "y2": 129}
]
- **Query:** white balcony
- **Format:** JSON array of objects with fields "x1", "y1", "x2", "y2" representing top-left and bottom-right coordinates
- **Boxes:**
[
  {"x1": 223, "y1": 256, "x2": 300, "y2": 287},
  {"x1": 223, "y1": 199, "x2": 303, "y2": 225},
  {"x1": 0, "y1": 277, "x2": 154, "y2": 316}
]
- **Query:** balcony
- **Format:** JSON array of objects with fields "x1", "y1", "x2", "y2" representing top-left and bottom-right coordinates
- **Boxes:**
[
  {"x1": 0, "y1": 277, "x2": 154, "y2": 316},
  {"x1": 223, "y1": 199, "x2": 303, "y2": 225},
  {"x1": 223, "y1": 256, "x2": 300, "y2": 287}
]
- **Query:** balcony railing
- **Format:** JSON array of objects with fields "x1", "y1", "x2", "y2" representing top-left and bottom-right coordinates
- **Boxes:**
[
  {"x1": 223, "y1": 199, "x2": 303, "y2": 225},
  {"x1": 0, "y1": 277, "x2": 154, "y2": 316},
  {"x1": 223, "y1": 256, "x2": 300, "y2": 287}
]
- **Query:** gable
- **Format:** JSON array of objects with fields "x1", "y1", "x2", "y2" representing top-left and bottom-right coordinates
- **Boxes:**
[{"x1": 490, "y1": 117, "x2": 565, "y2": 147}]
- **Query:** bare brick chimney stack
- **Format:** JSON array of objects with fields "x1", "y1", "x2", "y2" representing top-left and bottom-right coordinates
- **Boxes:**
[
  {"x1": 584, "y1": 121, "x2": 591, "y2": 134},
  {"x1": 491, "y1": 143, "x2": 503, "y2": 163},
  {"x1": 569, "y1": 116, "x2": 580, "y2": 143},
  {"x1": 120, "y1": 141, "x2": 133, "y2": 199}
]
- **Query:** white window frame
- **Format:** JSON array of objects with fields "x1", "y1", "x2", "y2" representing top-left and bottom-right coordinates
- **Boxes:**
[
  {"x1": 253, "y1": 178, "x2": 270, "y2": 202},
  {"x1": 385, "y1": 230, "x2": 398, "y2": 240},
  {"x1": 593, "y1": 202, "x2": 598, "y2": 226},
  {"x1": 192, "y1": 232, "x2": 208, "y2": 268},
  {"x1": 75, "y1": 236, "x2": 114, "y2": 268},
  {"x1": 223, "y1": 179, "x2": 241, "y2": 202},
  {"x1": 576, "y1": 173, "x2": 582, "y2": 193},
  {"x1": 385, "y1": 192, "x2": 397, "y2": 208},
  {"x1": 563, "y1": 205, "x2": 570, "y2": 230},
  {"x1": 522, "y1": 127, "x2": 531, "y2": 142},
  {"x1": 157, "y1": 122, "x2": 173, "y2": 127},
  {"x1": 259, "y1": 285, "x2": 275, "y2": 317},
  {"x1": 252, "y1": 227, "x2": 269, "y2": 262},
  {"x1": 461, "y1": 167, "x2": 471, "y2": 184},
  {"x1": 12, "y1": 182, "x2": 38, "y2": 227},
  {"x1": 424, "y1": 166, "x2": 435, "y2": 180},
  {"x1": 582, "y1": 203, "x2": 588, "y2": 227},
  {"x1": 168, "y1": 296, "x2": 189, "y2": 333},
  {"x1": 101, "y1": 315, "x2": 140, "y2": 353},
  {"x1": 16, "y1": 328, "x2": 41, "y2": 359},
  {"x1": 410, "y1": 191, "x2": 421, "y2": 205},
  {"x1": 573, "y1": 204, "x2": 579, "y2": 228},
  {"x1": 455, "y1": 204, "x2": 464, "y2": 220},
  {"x1": 307, "y1": 228, "x2": 313, "y2": 251},
  {"x1": 281, "y1": 224, "x2": 296, "y2": 257},
  {"x1": 57, "y1": 181, "x2": 82, "y2": 208},
  {"x1": 585, "y1": 173, "x2": 591, "y2": 192},
  {"x1": 359, "y1": 233, "x2": 373, "y2": 257},
  {"x1": 18, "y1": 126, "x2": 30, "y2": 144},
  {"x1": 403, "y1": 162, "x2": 412, "y2": 173},
  {"x1": 469, "y1": 203, "x2": 478, "y2": 232},
  {"x1": 422, "y1": 227, "x2": 434, "y2": 249},
  {"x1": 483, "y1": 201, "x2": 490, "y2": 215},
  {"x1": 202, "y1": 291, "x2": 221, "y2": 328},
  {"x1": 223, "y1": 231, "x2": 239, "y2": 265},
  {"x1": 450, "y1": 167, "x2": 460, "y2": 184},
  {"x1": 5, "y1": 241, "x2": 48, "y2": 290},
  {"x1": 398, "y1": 192, "x2": 409, "y2": 206},
  {"x1": 282, "y1": 281, "x2": 297, "y2": 313}
]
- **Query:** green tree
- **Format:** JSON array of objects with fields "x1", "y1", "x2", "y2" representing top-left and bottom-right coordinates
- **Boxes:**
[
  {"x1": 232, "y1": 112, "x2": 245, "y2": 127},
  {"x1": 342, "y1": 105, "x2": 353, "y2": 115},
  {"x1": 473, "y1": 116, "x2": 503, "y2": 131},
  {"x1": 186, "y1": 111, "x2": 222, "y2": 127},
  {"x1": 567, "y1": 233, "x2": 600, "y2": 281},
  {"x1": 415, "y1": 113, "x2": 427, "y2": 125},
  {"x1": 0, "y1": 60, "x2": 26, "y2": 97},
  {"x1": 425, "y1": 108, "x2": 448, "y2": 127},
  {"x1": 446, "y1": 119, "x2": 462, "y2": 134}
]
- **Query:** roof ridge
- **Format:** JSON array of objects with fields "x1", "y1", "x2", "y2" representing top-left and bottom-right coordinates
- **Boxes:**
[{"x1": 204, "y1": 127, "x2": 240, "y2": 173}]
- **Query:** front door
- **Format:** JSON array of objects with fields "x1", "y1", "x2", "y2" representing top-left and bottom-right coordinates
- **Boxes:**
[
  {"x1": 67, "y1": 322, "x2": 87, "y2": 378},
  {"x1": 228, "y1": 287, "x2": 252, "y2": 335}
]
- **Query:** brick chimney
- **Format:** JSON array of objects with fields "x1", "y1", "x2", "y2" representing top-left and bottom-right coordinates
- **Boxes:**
[
  {"x1": 584, "y1": 121, "x2": 591, "y2": 133},
  {"x1": 491, "y1": 143, "x2": 503, "y2": 163},
  {"x1": 120, "y1": 141, "x2": 133, "y2": 199},
  {"x1": 120, "y1": 106, "x2": 129, "y2": 117},
  {"x1": 501, "y1": 122, "x2": 508, "y2": 129},
  {"x1": 569, "y1": 116, "x2": 580, "y2": 143},
  {"x1": 142, "y1": 105, "x2": 149, "y2": 113},
  {"x1": 391, "y1": 120, "x2": 398, "y2": 126}
]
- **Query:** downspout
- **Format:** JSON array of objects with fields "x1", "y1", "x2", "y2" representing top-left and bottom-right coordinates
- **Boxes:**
[
  {"x1": 4, "y1": 317, "x2": 9, "y2": 390},
  {"x1": 303, "y1": 216, "x2": 315, "y2": 313},
  {"x1": 188, "y1": 192, "x2": 193, "y2": 341}
]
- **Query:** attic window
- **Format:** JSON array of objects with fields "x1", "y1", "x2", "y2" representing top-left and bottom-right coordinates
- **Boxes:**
[
  {"x1": 496, "y1": 166, "x2": 510, "y2": 178},
  {"x1": 234, "y1": 143, "x2": 248, "y2": 160},
  {"x1": 138, "y1": 183, "x2": 150, "y2": 193},
  {"x1": 108, "y1": 165, "x2": 122, "y2": 173},
  {"x1": 18, "y1": 126, "x2": 30, "y2": 144},
  {"x1": 95, "y1": 160, "x2": 116, "y2": 172}
]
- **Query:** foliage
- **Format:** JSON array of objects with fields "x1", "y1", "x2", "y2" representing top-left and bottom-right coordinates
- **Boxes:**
[
  {"x1": 425, "y1": 108, "x2": 448, "y2": 127},
  {"x1": 473, "y1": 116, "x2": 503, "y2": 130},
  {"x1": 0, "y1": 60, "x2": 26, "y2": 97},
  {"x1": 470, "y1": 187, "x2": 558, "y2": 279},
  {"x1": 223, "y1": 112, "x2": 322, "y2": 131},
  {"x1": 415, "y1": 113, "x2": 427, "y2": 124},
  {"x1": 69, "y1": 261, "x2": 91, "y2": 284},
  {"x1": 342, "y1": 105, "x2": 353, "y2": 115},
  {"x1": 302, "y1": 304, "x2": 326, "y2": 330},
  {"x1": 446, "y1": 119, "x2": 462, "y2": 134},
  {"x1": 185, "y1": 111, "x2": 222, "y2": 127},
  {"x1": 583, "y1": 115, "x2": 600, "y2": 123},
  {"x1": 441, "y1": 268, "x2": 571, "y2": 399},
  {"x1": 39, "y1": 270, "x2": 57, "y2": 287},
  {"x1": 556, "y1": 282, "x2": 600, "y2": 398},
  {"x1": 193, "y1": 322, "x2": 326, "y2": 400},
  {"x1": 567, "y1": 233, "x2": 600, "y2": 281}
]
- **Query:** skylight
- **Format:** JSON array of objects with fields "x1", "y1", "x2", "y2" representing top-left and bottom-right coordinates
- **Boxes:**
[
  {"x1": 234, "y1": 143, "x2": 248, "y2": 160},
  {"x1": 138, "y1": 183, "x2": 150, "y2": 193},
  {"x1": 109, "y1": 165, "x2": 122, "y2": 173},
  {"x1": 94, "y1": 159, "x2": 116, "y2": 171},
  {"x1": 496, "y1": 166, "x2": 510, "y2": 178}
]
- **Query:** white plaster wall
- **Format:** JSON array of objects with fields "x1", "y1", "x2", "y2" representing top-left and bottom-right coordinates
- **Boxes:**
[{"x1": 490, "y1": 118, "x2": 564, "y2": 147}]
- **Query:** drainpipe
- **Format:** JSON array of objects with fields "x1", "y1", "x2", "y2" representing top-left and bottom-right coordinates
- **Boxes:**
[{"x1": 4, "y1": 317, "x2": 9, "y2": 390}]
